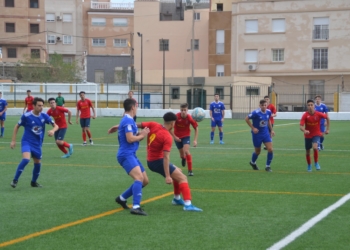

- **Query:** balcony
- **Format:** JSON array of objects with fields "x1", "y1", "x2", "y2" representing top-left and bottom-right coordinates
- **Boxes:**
[
  {"x1": 91, "y1": 2, "x2": 134, "y2": 10},
  {"x1": 313, "y1": 28, "x2": 329, "y2": 40}
]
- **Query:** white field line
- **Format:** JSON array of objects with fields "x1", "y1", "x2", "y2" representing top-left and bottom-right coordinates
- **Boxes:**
[{"x1": 267, "y1": 193, "x2": 350, "y2": 250}]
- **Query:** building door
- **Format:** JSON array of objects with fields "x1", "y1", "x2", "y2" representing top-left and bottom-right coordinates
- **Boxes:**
[
  {"x1": 94, "y1": 70, "x2": 104, "y2": 83},
  {"x1": 187, "y1": 88, "x2": 206, "y2": 109},
  {"x1": 143, "y1": 93, "x2": 150, "y2": 109}
]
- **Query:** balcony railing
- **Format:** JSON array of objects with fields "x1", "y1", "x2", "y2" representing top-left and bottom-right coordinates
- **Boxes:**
[
  {"x1": 91, "y1": 2, "x2": 134, "y2": 10},
  {"x1": 312, "y1": 59, "x2": 328, "y2": 70},
  {"x1": 313, "y1": 28, "x2": 329, "y2": 40}
]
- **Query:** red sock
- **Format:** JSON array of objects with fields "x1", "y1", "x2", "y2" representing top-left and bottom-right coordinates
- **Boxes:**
[
  {"x1": 173, "y1": 181, "x2": 180, "y2": 196},
  {"x1": 313, "y1": 149, "x2": 318, "y2": 163},
  {"x1": 179, "y1": 182, "x2": 191, "y2": 201},
  {"x1": 86, "y1": 130, "x2": 91, "y2": 138},
  {"x1": 63, "y1": 142, "x2": 70, "y2": 148},
  {"x1": 306, "y1": 155, "x2": 311, "y2": 165},
  {"x1": 186, "y1": 154, "x2": 192, "y2": 171},
  {"x1": 82, "y1": 132, "x2": 86, "y2": 141},
  {"x1": 58, "y1": 145, "x2": 68, "y2": 154}
]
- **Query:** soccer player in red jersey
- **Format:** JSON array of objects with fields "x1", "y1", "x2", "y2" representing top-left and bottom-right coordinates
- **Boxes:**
[
  {"x1": 140, "y1": 112, "x2": 202, "y2": 212},
  {"x1": 76, "y1": 91, "x2": 96, "y2": 146},
  {"x1": 47, "y1": 98, "x2": 73, "y2": 158},
  {"x1": 171, "y1": 103, "x2": 198, "y2": 176},
  {"x1": 23, "y1": 90, "x2": 34, "y2": 114},
  {"x1": 300, "y1": 99, "x2": 330, "y2": 172},
  {"x1": 263, "y1": 96, "x2": 277, "y2": 150}
]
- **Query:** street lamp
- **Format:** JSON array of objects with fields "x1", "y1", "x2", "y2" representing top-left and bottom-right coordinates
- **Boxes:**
[{"x1": 137, "y1": 32, "x2": 143, "y2": 109}]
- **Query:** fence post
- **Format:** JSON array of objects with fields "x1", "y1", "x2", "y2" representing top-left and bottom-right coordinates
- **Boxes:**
[
  {"x1": 45, "y1": 82, "x2": 47, "y2": 102},
  {"x1": 230, "y1": 84, "x2": 233, "y2": 112},
  {"x1": 169, "y1": 84, "x2": 171, "y2": 108},
  {"x1": 107, "y1": 82, "x2": 109, "y2": 108},
  {"x1": 14, "y1": 83, "x2": 16, "y2": 107},
  {"x1": 75, "y1": 83, "x2": 78, "y2": 104},
  {"x1": 302, "y1": 85, "x2": 305, "y2": 110}
]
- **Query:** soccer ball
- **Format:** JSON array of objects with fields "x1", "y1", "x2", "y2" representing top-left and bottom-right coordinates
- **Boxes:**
[{"x1": 191, "y1": 107, "x2": 206, "y2": 122}]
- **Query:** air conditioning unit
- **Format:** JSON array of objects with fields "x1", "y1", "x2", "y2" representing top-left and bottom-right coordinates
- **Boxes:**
[
  {"x1": 56, "y1": 16, "x2": 62, "y2": 21},
  {"x1": 248, "y1": 64, "x2": 257, "y2": 71}
]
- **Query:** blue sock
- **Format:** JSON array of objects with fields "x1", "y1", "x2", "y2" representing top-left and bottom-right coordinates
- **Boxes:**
[
  {"x1": 320, "y1": 137, "x2": 324, "y2": 144},
  {"x1": 266, "y1": 152, "x2": 273, "y2": 166},
  {"x1": 1, "y1": 127, "x2": 4, "y2": 136},
  {"x1": 121, "y1": 184, "x2": 134, "y2": 200},
  {"x1": 32, "y1": 163, "x2": 41, "y2": 183},
  {"x1": 210, "y1": 132, "x2": 214, "y2": 140},
  {"x1": 251, "y1": 152, "x2": 258, "y2": 163},
  {"x1": 219, "y1": 132, "x2": 223, "y2": 141},
  {"x1": 132, "y1": 180, "x2": 143, "y2": 208},
  {"x1": 14, "y1": 159, "x2": 30, "y2": 181}
]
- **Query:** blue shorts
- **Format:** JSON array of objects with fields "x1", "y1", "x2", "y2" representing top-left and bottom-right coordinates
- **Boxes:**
[
  {"x1": 320, "y1": 124, "x2": 326, "y2": 133},
  {"x1": 175, "y1": 136, "x2": 190, "y2": 149},
  {"x1": 117, "y1": 155, "x2": 145, "y2": 175},
  {"x1": 147, "y1": 159, "x2": 176, "y2": 177},
  {"x1": 80, "y1": 118, "x2": 90, "y2": 128},
  {"x1": 211, "y1": 119, "x2": 223, "y2": 128},
  {"x1": 21, "y1": 141, "x2": 42, "y2": 159},
  {"x1": 252, "y1": 133, "x2": 272, "y2": 148},
  {"x1": 0, "y1": 114, "x2": 5, "y2": 121},
  {"x1": 54, "y1": 128, "x2": 67, "y2": 141},
  {"x1": 305, "y1": 136, "x2": 320, "y2": 150}
]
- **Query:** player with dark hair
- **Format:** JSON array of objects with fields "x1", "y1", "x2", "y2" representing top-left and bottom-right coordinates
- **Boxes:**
[
  {"x1": 108, "y1": 98, "x2": 150, "y2": 216},
  {"x1": 0, "y1": 91, "x2": 8, "y2": 138},
  {"x1": 10, "y1": 97, "x2": 59, "y2": 188},
  {"x1": 300, "y1": 99, "x2": 330, "y2": 172},
  {"x1": 76, "y1": 91, "x2": 96, "y2": 146},
  {"x1": 245, "y1": 99, "x2": 275, "y2": 172},
  {"x1": 314, "y1": 95, "x2": 328, "y2": 150},
  {"x1": 23, "y1": 90, "x2": 34, "y2": 114},
  {"x1": 140, "y1": 112, "x2": 202, "y2": 211},
  {"x1": 47, "y1": 98, "x2": 73, "y2": 158},
  {"x1": 209, "y1": 93, "x2": 225, "y2": 144},
  {"x1": 128, "y1": 90, "x2": 138, "y2": 121},
  {"x1": 171, "y1": 103, "x2": 198, "y2": 176},
  {"x1": 263, "y1": 95, "x2": 277, "y2": 150}
]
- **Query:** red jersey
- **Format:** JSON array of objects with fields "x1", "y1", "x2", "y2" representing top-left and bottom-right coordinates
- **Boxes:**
[
  {"x1": 77, "y1": 98, "x2": 93, "y2": 118},
  {"x1": 142, "y1": 121, "x2": 173, "y2": 162},
  {"x1": 267, "y1": 104, "x2": 277, "y2": 124},
  {"x1": 25, "y1": 96, "x2": 34, "y2": 111},
  {"x1": 174, "y1": 113, "x2": 198, "y2": 138},
  {"x1": 300, "y1": 111, "x2": 327, "y2": 138},
  {"x1": 47, "y1": 106, "x2": 69, "y2": 129}
]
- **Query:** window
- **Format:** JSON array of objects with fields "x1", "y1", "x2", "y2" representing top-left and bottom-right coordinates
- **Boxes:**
[
  {"x1": 92, "y1": 38, "x2": 105, "y2": 46},
  {"x1": 191, "y1": 39, "x2": 199, "y2": 50},
  {"x1": 30, "y1": 0, "x2": 39, "y2": 8},
  {"x1": 30, "y1": 24, "x2": 39, "y2": 33},
  {"x1": 313, "y1": 17, "x2": 329, "y2": 40},
  {"x1": 7, "y1": 48, "x2": 17, "y2": 58},
  {"x1": 63, "y1": 57, "x2": 73, "y2": 64},
  {"x1": 113, "y1": 18, "x2": 128, "y2": 27},
  {"x1": 216, "y1": 30, "x2": 224, "y2": 54},
  {"x1": 246, "y1": 86, "x2": 260, "y2": 95},
  {"x1": 159, "y1": 39, "x2": 169, "y2": 51},
  {"x1": 46, "y1": 13, "x2": 55, "y2": 22},
  {"x1": 5, "y1": 23, "x2": 15, "y2": 33},
  {"x1": 171, "y1": 87, "x2": 180, "y2": 99},
  {"x1": 114, "y1": 39, "x2": 127, "y2": 47},
  {"x1": 63, "y1": 14, "x2": 72, "y2": 22},
  {"x1": 272, "y1": 19, "x2": 285, "y2": 32},
  {"x1": 215, "y1": 87, "x2": 224, "y2": 99},
  {"x1": 5, "y1": 0, "x2": 14, "y2": 7},
  {"x1": 114, "y1": 68, "x2": 127, "y2": 83},
  {"x1": 216, "y1": 3, "x2": 223, "y2": 11},
  {"x1": 47, "y1": 35, "x2": 56, "y2": 44},
  {"x1": 92, "y1": 18, "x2": 106, "y2": 26},
  {"x1": 31, "y1": 49, "x2": 40, "y2": 59},
  {"x1": 272, "y1": 49, "x2": 284, "y2": 62},
  {"x1": 95, "y1": 70, "x2": 104, "y2": 83},
  {"x1": 245, "y1": 49, "x2": 258, "y2": 63},
  {"x1": 309, "y1": 80, "x2": 325, "y2": 99},
  {"x1": 63, "y1": 35, "x2": 73, "y2": 44},
  {"x1": 194, "y1": 12, "x2": 200, "y2": 20},
  {"x1": 245, "y1": 20, "x2": 258, "y2": 33},
  {"x1": 313, "y1": 48, "x2": 328, "y2": 69},
  {"x1": 216, "y1": 65, "x2": 224, "y2": 77}
]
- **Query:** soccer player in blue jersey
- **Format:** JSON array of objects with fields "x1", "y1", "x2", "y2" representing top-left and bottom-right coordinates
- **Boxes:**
[
  {"x1": 10, "y1": 97, "x2": 59, "y2": 188},
  {"x1": 108, "y1": 98, "x2": 150, "y2": 216},
  {"x1": 209, "y1": 93, "x2": 225, "y2": 144},
  {"x1": 0, "y1": 91, "x2": 8, "y2": 138},
  {"x1": 314, "y1": 95, "x2": 328, "y2": 150},
  {"x1": 245, "y1": 99, "x2": 275, "y2": 172}
]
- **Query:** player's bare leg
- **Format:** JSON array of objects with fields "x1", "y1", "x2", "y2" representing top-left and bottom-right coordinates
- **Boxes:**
[
  {"x1": 81, "y1": 127, "x2": 87, "y2": 145},
  {"x1": 86, "y1": 127, "x2": 93, "y2": 145},
  {"x1": 250, "y1": 147, "x2": 261, "y2": 170},
  {"x1": 179, "y1": 148, "x2": 186, "y2": 167},
  {"x1": 312, "y1": 141, "x2": 320, "y2": 170}
]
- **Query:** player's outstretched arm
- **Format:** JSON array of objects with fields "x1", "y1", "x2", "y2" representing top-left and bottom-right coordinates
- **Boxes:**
[
  {"x1": 245, "y1": 116, "x2": 258, "y2": 134},
  {"x1": 325, "y1": 116, "x2": 330, "y2": 134},
  {"x1": 107, "y1": 124, "x2": 119, "y2": 134},
  {"x1": 48, "y1": 123, "x2": 59, "y2": 137},
  {"x1": 10, "y1": 124, "x2": 20, "y2": 149},
  {"x1": 75, "y1": 107, "x2": 79, "y2": 124},
  {"x1": 23, "y1": 102, "x2": 27, "y2": 114},
  {"x1": 125, "y1": 127, "x2": 150, "y2": 143},
  {"x1": 268, "y1": 120, "x2": 275, "y2": 137},
  {"x1": 193, "y1": 127, "x2": 198, "y2": 147},
  {"x1": 300, "y1": 125, "x2": 309, "y2": 134}
]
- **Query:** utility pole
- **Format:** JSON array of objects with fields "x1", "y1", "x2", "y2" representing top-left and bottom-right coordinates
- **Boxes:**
[
  {"x1": 162, "y1": 38, "x2": 165, "y2": 109},
  {"x1": 191, "y1": 3, "x2": 195, "y2": 109},
  {"x1": 130, "y1": 32, "x2": 134, "y2": 90}
]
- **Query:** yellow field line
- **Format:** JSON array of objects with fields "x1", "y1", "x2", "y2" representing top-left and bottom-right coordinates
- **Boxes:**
[{"x1": 0, "y1": 192, "x2": 173, "y2": 248}]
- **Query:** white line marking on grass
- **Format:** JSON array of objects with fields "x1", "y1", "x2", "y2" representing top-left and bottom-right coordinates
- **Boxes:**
[{"x1": 267, "y1": 193, "x2": 350, "y2": 250}]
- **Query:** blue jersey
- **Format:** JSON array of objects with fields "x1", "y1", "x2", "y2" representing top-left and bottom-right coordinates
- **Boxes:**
[
  {"x1": 117, "y1": 114, "x2": 139, "y2": 157},
  {"x1": 315, "y1": 103, "x2": 328, "y2": 125},
  {"x1": 209, "y1": 101, "x2": 225, "y2": 120},
  {"x1": 18, "y1": 112, "x2": 54, "y2": 146},
  {"x1": 248, "y1": 108, "x2": 272, "y2": 135},
  {"x1": 0, "y1": 98, "x2": 7, "y2": 113}
]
